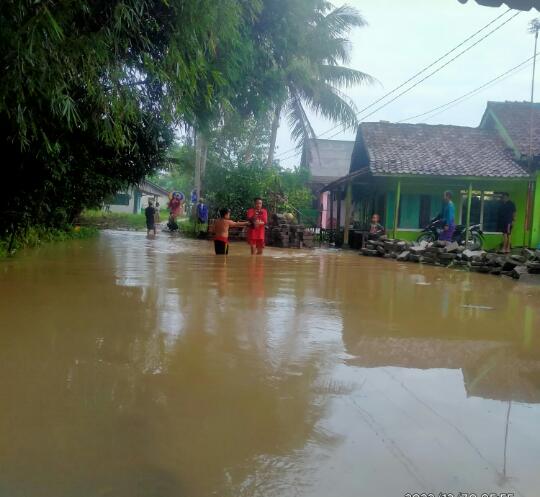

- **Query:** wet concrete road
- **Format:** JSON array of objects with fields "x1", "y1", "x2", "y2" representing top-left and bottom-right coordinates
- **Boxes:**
[{"x1": 0, "y1": 230, "x2": 539, "y2": 497}]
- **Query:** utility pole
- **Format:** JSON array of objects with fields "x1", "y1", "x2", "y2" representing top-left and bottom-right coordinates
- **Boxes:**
[{"x1": 528, "y1": 19, "x2": 540, "y2": 170}]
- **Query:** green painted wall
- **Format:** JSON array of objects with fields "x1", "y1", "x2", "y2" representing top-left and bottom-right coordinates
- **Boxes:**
[
  {"x1": 376, "y1": 176, "x2": 532, "y2": 249},
  {"x1": 394, "y1": 231, "x2": 522, "y2": 249},
  {"x1": 531, "y1": 171, "x2": 540, "y2": 249}
]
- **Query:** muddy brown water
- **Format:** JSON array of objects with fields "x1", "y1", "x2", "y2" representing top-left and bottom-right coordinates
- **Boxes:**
[{"x1": 0, "y1": 230, "x2": 539, "y2": 497}]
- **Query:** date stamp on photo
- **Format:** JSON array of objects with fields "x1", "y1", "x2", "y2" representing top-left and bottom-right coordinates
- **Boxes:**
[{"x1": 404, "y1": 493, "x2": 515, "y2": 497}]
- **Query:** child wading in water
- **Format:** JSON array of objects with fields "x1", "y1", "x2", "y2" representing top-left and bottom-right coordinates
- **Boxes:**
[{"x1": 213, "y1": 208, "x2": 248, "y2": 255}]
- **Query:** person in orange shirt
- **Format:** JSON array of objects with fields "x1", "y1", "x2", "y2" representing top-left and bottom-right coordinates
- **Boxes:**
[{"x1": 246, "y1": 197, "x2": 268, "y2": 255}]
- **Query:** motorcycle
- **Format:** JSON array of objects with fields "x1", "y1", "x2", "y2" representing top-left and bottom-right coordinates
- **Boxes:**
[{"x1": 417, "y1": 217, "x2": 484, "y2": 250}]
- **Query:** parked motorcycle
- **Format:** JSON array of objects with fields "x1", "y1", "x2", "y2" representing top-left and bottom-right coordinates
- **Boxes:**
[{"x1": 417, "y1": 217, "x2": 484, "y2": 250}]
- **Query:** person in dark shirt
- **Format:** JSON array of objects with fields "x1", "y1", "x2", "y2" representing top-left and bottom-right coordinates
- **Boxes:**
[
  {"x1": 145, "y1": 199, "x2": 156, "y2": 237},
  {"x1": 498, "y1": 192, "x2": 516, "y2": 253}
]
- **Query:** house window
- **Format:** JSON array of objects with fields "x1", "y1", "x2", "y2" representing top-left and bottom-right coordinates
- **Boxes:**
[
  {"x1": 460, "y1": 191, "x2": 481, "y2": 226},
  {"x1": 459, "y1": 191, "x2": 503, "y2": 232},
  {"x1": 482, "y1": 192, "x2": 504, "y2": 232}
]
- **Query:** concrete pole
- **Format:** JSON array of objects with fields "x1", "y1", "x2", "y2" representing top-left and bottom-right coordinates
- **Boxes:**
[
  {"x1": 336, "y1": 188, "x2": 342, "y2": 232},
  {"x1": 392, "y1": 180, "x2": 401, "y2": 239},
  {"x1": 343, "y1": 181, "x2": 352, "y2": 247},
  {"x1": 529, "y1": 21, "x2": 539, "y2": 171}
]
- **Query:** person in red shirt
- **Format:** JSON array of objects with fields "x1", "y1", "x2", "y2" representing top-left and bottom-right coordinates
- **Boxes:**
[{"x1": 246, "y1": 197, "x2": 268, "y2": 255}]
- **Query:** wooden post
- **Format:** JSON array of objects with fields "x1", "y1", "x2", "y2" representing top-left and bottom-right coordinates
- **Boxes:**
[
  {"x1": 465, "y1": 183, "x2": 473, "y2": 247},
  {"x1": 336, "y1": 188, "x2": 342, "y2": 231},
  {"x1": 329, "y1": 191, "x2": 334, "y2": 230},
  {"x1": 392, "y1": 180, "x2": 401, "y2": 239},
  {"x1": 343, "y1": 181, "x2": 352, "y2": 247}
]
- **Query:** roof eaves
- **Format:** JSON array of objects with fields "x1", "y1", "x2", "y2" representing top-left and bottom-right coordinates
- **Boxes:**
[
  {"x1": 370, "y1": 171, "x2": 531, "y2": 180},
  {"x1": 322, "y1": 167, "x2": 371, "y2": 191}
]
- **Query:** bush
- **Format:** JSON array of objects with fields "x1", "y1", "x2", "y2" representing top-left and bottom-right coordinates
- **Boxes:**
[
  {"x1": 80, "y1": 210, "x2": 148, "y2": 230},
  {"x1": 0, "y1": 226, "x2": 98, "y2": 258},
  {"x1": 203, "y1": 161, "x2": 314, "y2": 222}
]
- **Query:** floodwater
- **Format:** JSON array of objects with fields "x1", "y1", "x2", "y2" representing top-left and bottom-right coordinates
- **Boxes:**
[{"x1": 1, "y1": 231, "x2": 539, "y2": 497}]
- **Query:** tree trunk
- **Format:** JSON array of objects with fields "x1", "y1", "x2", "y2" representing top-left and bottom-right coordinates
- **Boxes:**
[
  {"x1": 194, "y1": 131, "x2": 209, "y2": 201},
  {"x1": 200, "y1": 135, "x2": 208, "y2": 179},
  {"x1": 194, "y1": 131, "x2": 202, "y2": 200},
  {"x1": 266, "y1": 103, "x2": 282, "y2": 168},
  {"x1": 243, "y1": 127, "x2": 258, "y2": 163}
]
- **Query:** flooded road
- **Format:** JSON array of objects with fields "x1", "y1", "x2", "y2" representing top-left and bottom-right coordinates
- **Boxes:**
[{"x1": 1, "y1": 230, "x2": 539, "y2": 497}]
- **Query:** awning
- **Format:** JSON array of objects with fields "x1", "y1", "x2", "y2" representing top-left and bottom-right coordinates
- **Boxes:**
[
  {"x1": 321, "y1": 167, "x2": 371, "y2": 192},
  {"x1": 457, "y1": 0, "x2": 540, "y2": 10}
]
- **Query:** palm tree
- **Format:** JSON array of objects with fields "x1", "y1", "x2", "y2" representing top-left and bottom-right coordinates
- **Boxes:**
[{"x1": 265, "y1": 3, "x2": 373, "y2": 167}]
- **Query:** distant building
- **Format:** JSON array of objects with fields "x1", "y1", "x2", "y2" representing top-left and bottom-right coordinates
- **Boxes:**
[
  {"x1": 107, "y1": 180, "x2": 169, "y2": 214},
  {"x1": 321, "y1": 100, "x2": 540, "y2": 249},
  {"x1": 300, "y1": 139, "x2": 355, "y2": 228}
]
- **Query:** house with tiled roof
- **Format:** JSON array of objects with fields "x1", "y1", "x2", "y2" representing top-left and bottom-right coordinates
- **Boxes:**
[
  {"x1": 480, "y1": 101, "x2": 540, "y2": 160},
  {"x1": 321, "y1": 102, "x2": 540, "y2": 249}
]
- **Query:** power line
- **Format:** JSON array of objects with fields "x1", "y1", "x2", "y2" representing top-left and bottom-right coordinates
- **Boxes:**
[
  {"x1": 397, "y1": 54, "x2": 537, "y2": 123},
  {"x1": 279, "y1": 54, "x2": 530, "y2": 164},
  {"x1": 276, "y1": 8, "x2": 519, "y2": 161},
  {"x1": 323, "y1": 9, "x2": 522, "y2": 138}
]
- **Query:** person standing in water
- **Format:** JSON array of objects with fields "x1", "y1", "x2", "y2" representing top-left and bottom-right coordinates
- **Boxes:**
[
  {"x1": 246, "y1": 197, "x2": 268, "y2": 255},
  {"x1": 168, "y1": 193, "x2": 182, "y2": 222},
  {"x1": 154, "y1": 200, "x2": 160, "y2": 224},
  {"x1": 145, "y1": 199, "x2": 156, "y2": 237},
  {"x1": 438, "y1": 190, "x2": 455, "y2": 242},
  {"x1": 498, "y1": 192, "x2": 516, "y2": 254},
  {"x1": 212, "y1": 208, "x2": 248, "y2": 255}
]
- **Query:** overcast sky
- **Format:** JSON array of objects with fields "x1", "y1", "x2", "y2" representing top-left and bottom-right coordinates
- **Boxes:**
[{"x1": 276, "y1": 0, "x2": 540, "y2": 167}]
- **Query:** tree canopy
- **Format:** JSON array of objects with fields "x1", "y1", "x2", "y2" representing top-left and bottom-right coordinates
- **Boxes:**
[{"x1": 1, "y1": 0, "x2": 368, "y2": 241}]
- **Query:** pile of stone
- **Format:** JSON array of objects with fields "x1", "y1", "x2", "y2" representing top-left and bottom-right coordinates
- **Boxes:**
[
  {"x1": 270, "y1": 221, "x2": 314, "y2": 248},
  {"x1": 361, "y1": 236, "x2": 540, "y2": 281}
]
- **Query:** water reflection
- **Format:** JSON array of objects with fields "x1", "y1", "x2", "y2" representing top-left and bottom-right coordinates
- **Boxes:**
[{"x1": 0, "y1": 232, "x2": 538, "y2": 497}]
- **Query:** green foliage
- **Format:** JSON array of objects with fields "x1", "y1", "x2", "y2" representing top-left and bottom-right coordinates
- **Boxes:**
[
  {"x1": 210, "y1": 113, "x2": 273, "y2": 165},
  {"x1": 257, "y1": 0, "x2": 373, "y2": 154},
  {"x1": 0, "y1": 226, "x2": 98, "y2": 259},
  {"x1": 148, "y1": 143, "x2": 195, "y2": 194},
  {"x1": 202, "y1": 156, "x2": 314, "y2": 222},
  {"x1": 0, "y1": 0, "x2": 264, "y2": 241},
  {"x1": 177, "y1": 219, "x2": 200, "y2": 238},
  {"x1": 80, "y1": 210, "x2": 149, "y2": 230},
  {"x1": 1, "y1": 0, "x2": 370, "y2": 249}
]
